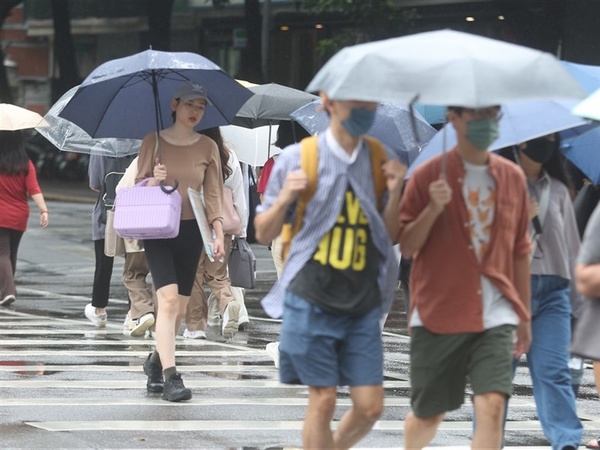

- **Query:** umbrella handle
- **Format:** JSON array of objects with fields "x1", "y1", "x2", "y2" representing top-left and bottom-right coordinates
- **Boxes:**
[{"x1": 160, "y1": 179, "x2": 179, "y2": 194}]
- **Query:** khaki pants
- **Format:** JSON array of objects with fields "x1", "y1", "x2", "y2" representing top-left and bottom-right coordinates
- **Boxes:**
[
  {"x1": 123, "y1": 251, "x2": 154, "y2": 319},
  {"x1": 186, "y1": 235, "x2": 235, "y2": 332},
  {"x1": 271, "y1": 234, "x2": 284, "y2": 279}
]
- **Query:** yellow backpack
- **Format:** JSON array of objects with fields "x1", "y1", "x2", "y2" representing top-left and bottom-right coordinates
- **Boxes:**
[{"x1": 280, "y1": 135, "x2": 387, "y2": 262}]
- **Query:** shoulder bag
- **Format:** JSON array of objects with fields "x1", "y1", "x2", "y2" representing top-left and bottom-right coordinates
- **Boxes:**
[
  {"x1": 228, "y1": 237, "x2": 256, "y2": 289},
  {"x1": 222, "y1": 186, "x2": 242, "y2": 236}
]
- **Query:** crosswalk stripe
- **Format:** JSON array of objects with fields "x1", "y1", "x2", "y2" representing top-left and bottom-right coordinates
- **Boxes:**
[
  {"x1": 3, "y1": 397, "x2": 539, "y2": 407},
  {"x1": 25, "y1": 419, "x2": 570, "y2": 432},
  {"x1": 4, "y1": 307, "x2": 600, "y2": 447},
  {"x1": 0, "y1": 350, "x2": 264, "y2": 356},
  {"x1": 1, "y1": 379, "x2": 411, "y2": 389}
]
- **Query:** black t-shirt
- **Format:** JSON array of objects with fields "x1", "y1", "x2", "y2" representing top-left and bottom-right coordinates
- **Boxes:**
[{"x1": 288, "y1": 184, "x2": 381, "y2": 316}]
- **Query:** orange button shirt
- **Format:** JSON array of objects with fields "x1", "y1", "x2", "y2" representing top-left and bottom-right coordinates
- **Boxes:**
[{"x1": 399, "y1": 149, "x2": 531, "y2": 334}]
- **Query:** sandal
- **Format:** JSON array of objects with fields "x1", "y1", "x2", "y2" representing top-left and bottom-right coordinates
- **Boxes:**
[{"x1": 587, "y1": 438, "x2": 600, "y2": 449}]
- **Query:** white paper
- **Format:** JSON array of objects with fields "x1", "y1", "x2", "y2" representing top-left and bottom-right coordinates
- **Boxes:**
[{"x1": 188, "y1": 187, "x2": 216, "y2": 262}]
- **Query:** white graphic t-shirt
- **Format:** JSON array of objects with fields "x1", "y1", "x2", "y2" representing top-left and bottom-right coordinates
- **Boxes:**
[{"x1": 463, "y1": 161, "x2": 519, "y2": 329}]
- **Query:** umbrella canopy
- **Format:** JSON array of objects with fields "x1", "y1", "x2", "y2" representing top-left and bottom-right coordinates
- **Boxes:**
[
  {"x1": 232, "y1": 83, "x2": 318, "y2": 129},
  {"x1": 221, "y1": 124, "x2": 280, "y2": 167},
  {"x1": 0, "y1": 104, "x2": 47, "y2": 131},
  {"x1": 572, "y1": 87, "x2": 600, "y2": 122},
  {"x1": 58, "y1": 49, "x2": 254, "y2": 139},
  {"x1": 562, "y1": 61, "x2": 600, "y2": 94},
  {"x1": 36, "y1": 86, "x2": 141, "y2": 157},
  {"x1": 406, "y1": 99, "x2": 589, "y2": 177},
  {"x1": 562, "y1": 126, "x2": 600, "y2": 185},
  {"x1": 290, "y1": 100, "x2": 436, "y2": 164},
  {"x1": 306, "y1": 30, "x2": 585, "y2": 107}
]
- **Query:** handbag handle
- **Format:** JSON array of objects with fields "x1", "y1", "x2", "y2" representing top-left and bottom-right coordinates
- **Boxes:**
[
  {"x1": 136, "y1": 177, "x2": 179, "y2": 194},
  {"x1": 153, "y1": 132, "x2": 179, "y2": 194}
]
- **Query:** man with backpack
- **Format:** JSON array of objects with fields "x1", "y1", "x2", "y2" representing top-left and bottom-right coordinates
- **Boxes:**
[{"x1": 254, "y1": 92, "x2": 407, "y2": 449}]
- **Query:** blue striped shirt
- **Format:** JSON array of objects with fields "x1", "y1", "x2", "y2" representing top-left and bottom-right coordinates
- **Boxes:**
[{"x1": 257, "y1": 130, "x2": 399, "y2": 319}]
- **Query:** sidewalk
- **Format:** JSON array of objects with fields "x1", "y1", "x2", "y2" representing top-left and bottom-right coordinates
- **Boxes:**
[{"x1": 39, "y1": 177, "x2": 97, "y2": 203}]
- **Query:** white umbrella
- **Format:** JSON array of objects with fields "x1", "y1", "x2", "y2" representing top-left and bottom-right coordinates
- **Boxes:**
[
  {"x1": 307, "y1": 30, "x2": 585, "y2": 107},
  {"x1": 572, "y1": 87, "x2": 600, "y2": 122},
  {"x1": 0, "y1": 103, "x2": 48, "y2": 131},
  {"x1": 406, "y1": 99, "x2": 589, "y2": 177},
  {"x1": 221, "y1": 124, "x2": 280, "y2": 167}
]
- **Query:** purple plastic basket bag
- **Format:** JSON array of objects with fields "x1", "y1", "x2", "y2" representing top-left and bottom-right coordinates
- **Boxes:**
[{"x1": 113, "y1": 178, "x2": 182, "y2": 240}]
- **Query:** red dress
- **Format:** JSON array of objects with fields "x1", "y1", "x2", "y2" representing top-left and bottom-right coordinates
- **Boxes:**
[{"x1": 0, "y1": 160, "x2": 42, "y2": 231}]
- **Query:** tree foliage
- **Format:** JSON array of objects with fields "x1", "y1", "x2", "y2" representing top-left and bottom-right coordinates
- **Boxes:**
[
  {"x1": 303, "y1": 0, "x2": 417, "y2": 63},
  {"x1": 0, "y1": 0, "x2": 22, "y2": 102}
]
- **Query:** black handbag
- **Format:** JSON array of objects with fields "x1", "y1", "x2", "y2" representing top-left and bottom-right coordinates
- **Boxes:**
[{"x1": 228, "y1": 237, "x2": 256, "y2": 289}]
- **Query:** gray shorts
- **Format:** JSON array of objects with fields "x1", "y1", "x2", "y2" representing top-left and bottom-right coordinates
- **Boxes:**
[{"x1": 410, "y1": 324, "x2": 515, "y2": 418}]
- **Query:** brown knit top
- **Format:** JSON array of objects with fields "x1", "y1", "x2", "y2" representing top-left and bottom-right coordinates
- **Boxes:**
[{"x1": 136, "y1": 132, "x2": 223, "y2": 224}]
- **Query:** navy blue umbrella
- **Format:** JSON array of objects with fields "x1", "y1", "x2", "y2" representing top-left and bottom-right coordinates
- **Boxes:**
[{"x1": 59, "y1": 49, "x2": 254, "y2": 140}]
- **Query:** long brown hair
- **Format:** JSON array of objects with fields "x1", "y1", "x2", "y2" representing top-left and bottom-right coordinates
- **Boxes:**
[
  {"x1": 0, "y1": 131, "x2": 30, "y2": 176},
  {"x1": 200, "y1": 127, "x2": 232, "y2": 181}
]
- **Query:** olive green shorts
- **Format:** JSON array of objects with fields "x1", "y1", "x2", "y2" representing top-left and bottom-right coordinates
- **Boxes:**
[{"x1": 409, "y1": 324, "x2": 515, "y2": 418}]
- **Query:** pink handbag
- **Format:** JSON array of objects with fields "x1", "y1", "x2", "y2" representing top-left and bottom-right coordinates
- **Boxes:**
[
  {"x1": 113, "y1": 178, "x2": 182, "y2": 240},
  {"x1": 222, "y1": 186, "x2": 242, "y2": 236}
]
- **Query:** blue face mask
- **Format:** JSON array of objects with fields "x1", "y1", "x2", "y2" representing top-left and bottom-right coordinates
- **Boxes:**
[{"x1": 341, "y1": 107, "x2": 377, "y2": 136}]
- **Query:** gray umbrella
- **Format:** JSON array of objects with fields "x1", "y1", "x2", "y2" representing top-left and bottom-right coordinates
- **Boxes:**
[{"x1": 232, "y1": 83, "x2": 318, "y2": 129}]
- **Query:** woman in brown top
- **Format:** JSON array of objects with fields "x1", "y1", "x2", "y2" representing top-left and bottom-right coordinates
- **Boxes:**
[{"x1": 137, "y1": 81, "x2": 225, "y2": 402}]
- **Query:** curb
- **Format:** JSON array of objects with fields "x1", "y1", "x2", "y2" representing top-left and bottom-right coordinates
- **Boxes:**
[{"x1": 44, "y1": 192, "x2": 96, "y2": 204}]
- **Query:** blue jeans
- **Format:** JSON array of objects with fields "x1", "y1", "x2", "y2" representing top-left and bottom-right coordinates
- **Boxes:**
[{"x1": 515, "y1": 275, "x2": 582, "y2": 449}]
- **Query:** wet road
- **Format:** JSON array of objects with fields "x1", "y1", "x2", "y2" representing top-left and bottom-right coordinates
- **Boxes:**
[{"x1": 2, "y1": 199, "x2": 600, "y2": 448}]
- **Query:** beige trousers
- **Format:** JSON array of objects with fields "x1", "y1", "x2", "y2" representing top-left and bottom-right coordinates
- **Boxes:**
[
  {"x1": 123, "y1": 251, "x2": 155, "y2": 319},
  {"x1": 185, "y1": 235, "x2": 235, "y2": 332},
  {"x1": 271, "y1": 234, "x2": 284, "y2": 279}
]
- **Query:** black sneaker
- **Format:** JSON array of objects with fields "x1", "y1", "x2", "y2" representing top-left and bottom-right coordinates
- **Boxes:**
[
  {"x1": 143, "y1": 353, "x2": 164, "y2": 393},
  {"x1": 162, "y1": 372, "x2": 192, "y2": 402}
]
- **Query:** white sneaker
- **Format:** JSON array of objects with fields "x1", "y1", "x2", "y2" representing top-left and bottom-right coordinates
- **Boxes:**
[
  {"x1": 232, "y1": 287, "x2": 249, "y2": 330},
  {"x1": 183, "y1": 329, "x2": 207, "y2": 339},
  {"x1": 222, "y1": 300, "x2": 240, "y2": 338},
  {"x1": 129, "y1": 312, "x2": 155, "y2": 337},
  {"x1": 84, "y1": 303, "x2": 107, "y2": 327},
  {"x1": 0, "y1": 294, "x2": 16, "y2": 306},
  {"x1": 266, "y1": 342, "x2": 280, "y2": 369},
  {"x1": 123, "y1": 314, "x2": 132, "y2": 335}
]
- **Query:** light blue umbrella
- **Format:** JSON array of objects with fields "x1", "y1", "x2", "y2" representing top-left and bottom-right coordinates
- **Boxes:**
[
  {"x1": 406, "y1": 99, "x2": 589, "y2": 177},
  {"x1": 290, "y1": 100, "x2": 437, "y2": 165},
  {"x1": 562, "y1": 61, "x2": 600, "y2": 95},
  {"x1": 562, "y1": 126, "x2": 600, "y2": 184},
  {"x1": 413, "y1": 103, "x2": 447, "y2": 125}
]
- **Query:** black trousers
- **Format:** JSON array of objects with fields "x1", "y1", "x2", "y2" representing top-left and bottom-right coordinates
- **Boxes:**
[{"x1": 91, "y1": 239, "x2": 114, "y2": 308}]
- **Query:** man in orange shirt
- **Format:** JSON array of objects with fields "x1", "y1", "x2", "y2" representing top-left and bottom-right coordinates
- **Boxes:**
[{"x1": 398, "y1": 106, "x2": 532, "y2": 449}]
